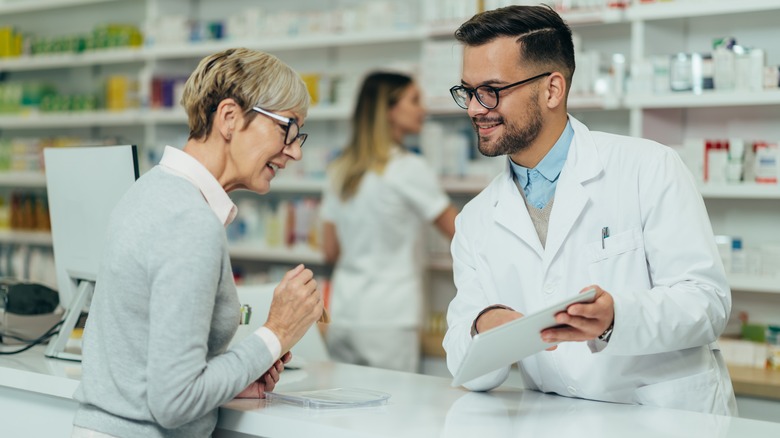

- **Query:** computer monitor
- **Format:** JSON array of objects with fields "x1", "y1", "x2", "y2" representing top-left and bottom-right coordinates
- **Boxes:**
[{"x1": 43, "y1": 145, "x2": 139, "y2": 360}]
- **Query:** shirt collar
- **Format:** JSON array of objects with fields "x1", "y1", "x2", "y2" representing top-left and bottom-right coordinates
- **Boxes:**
[
  {"x1": 158, "y1": 146, "x2": 237, "y2": 226},
  {"x1": 510, "y1": 119, "x2": 574, "y2": 186}
]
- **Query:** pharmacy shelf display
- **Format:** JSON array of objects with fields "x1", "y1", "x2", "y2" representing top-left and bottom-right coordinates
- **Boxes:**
[
  {"x1": 0, "y1": 106, "x2": 353, "y2": 129},
  {"x1": 2, "y1": 0, "x2": 780, "y2": 329},
  {"x1": 3, "y1": 1, "x2": 780, "y2": 135}
]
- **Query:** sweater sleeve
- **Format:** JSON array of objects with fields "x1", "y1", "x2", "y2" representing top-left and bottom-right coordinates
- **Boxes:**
[{"x1": 144, "y1": 208, "x2": 274, "y2": 429}]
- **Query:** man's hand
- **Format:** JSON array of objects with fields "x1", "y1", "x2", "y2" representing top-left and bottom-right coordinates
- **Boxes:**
[
  {"x1": 540, "y1": 285, "x2": 614, "y2": 345},
  {"x1": 235, "y1": 351, "x2": 292, "y2": 399},
  {"x1": 475, "y1": 307, "x2": 523, "y2": 334}
]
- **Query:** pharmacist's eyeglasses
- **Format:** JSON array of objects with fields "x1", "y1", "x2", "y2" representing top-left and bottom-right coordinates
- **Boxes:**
[
  {"x1": 450, "y1": 72, "x2": 552, "y2": 110},
  {"x1": 252, "y1": 107, "x2": 308, "y2": 148}
]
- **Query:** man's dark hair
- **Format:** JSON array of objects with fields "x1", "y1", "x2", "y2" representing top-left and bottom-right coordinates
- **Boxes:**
[{"x1": 455, "y1": 5, "x2": 575, "y2": 87}]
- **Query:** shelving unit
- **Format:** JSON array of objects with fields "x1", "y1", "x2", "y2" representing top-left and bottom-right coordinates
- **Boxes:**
[
  {"x1": 0, "y1": 110, "x2": 147, "y2": 129},
  {"x1": 624, "y1": 90, "x2": 780, "y2": 109},
  {"x1": 729, "y1": 274, "x2": 780, "y2": 295},
  {"x1": 2, "y1": 4, "x2": 780, "y2": 399},
  {"x1": 229, "y1": 243, "x2": 323, "y2": 264},
  {"x1": 728, "y1": 364, "x2": 780, "y2": 401},
  {"x1": 147, "y1": 29, "x2": 428, "y2": 60},
  {"x1": 698, "y1": 183, "x2": 780, "y2": 200},
  {"x1": 0, "y1": 172, "x2": 46, "y2": 188},
  {"x1": 0, "y1": 47, "x2": 145, "y2": 71},
  {"x1": 0, "y1": 0, "x2": 122, "y2": 15},
  {"x1": 0, "y1": 229, "x2": 52, "y2": 246},
  {"x1": 624, "y1": 1, "x2": 780, "y2": 142},
  {"x1": 428, "y1": 253, "x2": 780, "y2": 294},
  {"x1": 625, "y1": 0, "x2": 780, "y2": 21}
]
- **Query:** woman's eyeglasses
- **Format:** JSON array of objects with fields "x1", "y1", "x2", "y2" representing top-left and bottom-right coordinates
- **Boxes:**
[{"x1": 252, "y1": 107, "x2": 308, "y2": 147}]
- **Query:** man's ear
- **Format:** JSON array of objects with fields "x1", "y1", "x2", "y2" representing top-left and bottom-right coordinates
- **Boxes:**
[
  {"x1": 215, "y1": 98, "x2": 239, "y2": 141},
  {"x1": 545, "y1": 72, "x2": 567, "y2": 110}
]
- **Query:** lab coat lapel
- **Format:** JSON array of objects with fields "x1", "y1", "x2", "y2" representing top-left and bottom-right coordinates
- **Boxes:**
[
  {"x1": 492, "y1": 163, "x2": 545, "y2": 258},
  {"x1": 543, "y1": 117, "x2": 603, "y2": 268}
]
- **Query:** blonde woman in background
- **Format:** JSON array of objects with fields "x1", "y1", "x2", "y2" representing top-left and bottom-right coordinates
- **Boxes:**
[{"x1": 321, "y1": 72, "x2": 457, "y2": 373}]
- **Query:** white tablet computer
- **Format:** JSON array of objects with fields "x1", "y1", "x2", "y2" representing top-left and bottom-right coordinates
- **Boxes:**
[{"x1": 451, "y1": 287, "x2": 597, "y2": 387}]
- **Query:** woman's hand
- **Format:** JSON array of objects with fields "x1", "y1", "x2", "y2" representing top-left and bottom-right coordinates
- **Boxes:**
[
  {"x1": 263, "y1": 264, "x2": 324, "y2": 354},
  {"x1": 235, "y1": 352, "x2": 292, "y2": 399}
]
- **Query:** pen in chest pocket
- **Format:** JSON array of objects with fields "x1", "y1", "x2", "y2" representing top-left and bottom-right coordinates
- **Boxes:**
[{"x1": 601, "y1": 227, "x2": 610, "y2": 249}]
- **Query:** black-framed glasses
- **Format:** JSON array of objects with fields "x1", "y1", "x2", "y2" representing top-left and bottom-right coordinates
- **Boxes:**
[
  {"x1": 252, "y1": 106, "x2": 308, "y2": 147},
  {"x1": 449, "y1": 72, "x2": 552, "y2": 110}
]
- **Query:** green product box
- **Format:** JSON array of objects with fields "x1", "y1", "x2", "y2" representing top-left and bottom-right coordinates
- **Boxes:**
[{"x1": 741, "y1": 323, "x2": 767, "y2": 343}]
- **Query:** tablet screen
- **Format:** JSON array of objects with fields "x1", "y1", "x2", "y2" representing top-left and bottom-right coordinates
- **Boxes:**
[{"x1": 452, "y1": 287, "x2": 597, "y2": 387}]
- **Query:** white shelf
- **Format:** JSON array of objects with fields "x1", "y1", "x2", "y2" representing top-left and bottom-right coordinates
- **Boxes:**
[
  {"x1": 560, "y1": 7, "x2": 625, "y2": 25},
  {"x1": 25, "y1": 90, "x2": 766, "y2": 131},
  {"x1": 269, "y1": 178, "x2": 324, "y2": 193},
  {"x1": 426, "y1": 101, "x2": 463, "y2": 117},
  {"x1": 729, "y1": 273, "x2": 780, "y2": 294},
  {"x1": 229, "y1": 243, "x2": 325, "y2": 264},
  {"x1": 626, "y1": 0, "x2": 780, "y2": 21},
  {"x1": 148, "y1": 108, "x2": 187, "y2": 124},
  {"x1": 1, "y1": 29, "x2": 425, "y2": 72},
  {"x1": 0, "y1": 48, "x2": 145, "y2": 72},
  {"x1": 0, "y1": 230, "x2": 52, "y2": 246},
  {"x1": 439, "y1": 176, "x2": 489, "y2": 194},
  {"x1": 0, "y1": 231, "x2": 328, "y2": 264},
  {"x1": 439, "y1": 179, "x2": 780, "y2": 199},
  {"x1": 0, "y1": 171, "x2": 46, "y2": 188},
  {"x1": 424, "y1": 21, "x2": 466, "y2": 38},
  {"x1": 306, "y1": 105, "x2": 352, "y2": 121},
  {"x1": 624, "y1": 90, "x2": 780, "y2": 109},
  {"x1": 569, "y1": 94, "x2": 622, "y2": 110},
  {"x1": 427, "y1": 256, "x2": 780, "y2": 295},
  {"x1": 699, "y1": 183, "x2": 780, "y2": 199},
  {"x1": 0, "y1": 0, "x2": 120, "y2": 15},
  {"x1": 0, "y1": 110, "x2": 146, "y2": 129},
  {"x1": 146, "y1": 29, "x2": 427, "y2": 60},
  {"x1": 428, "y1": 95, "x2": 622, "y2": 114},
  {"x1": 149, "y1": 105, "x2": 351, "y2": 126}
]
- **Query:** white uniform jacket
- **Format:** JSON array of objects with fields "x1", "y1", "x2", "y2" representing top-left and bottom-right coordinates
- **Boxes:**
[
  {"x1": 444, "y1": 116, "x2": 737, "y2": 415},
  {"x1": 321, "y1": 148, "x2": 450, "y2": 328}
]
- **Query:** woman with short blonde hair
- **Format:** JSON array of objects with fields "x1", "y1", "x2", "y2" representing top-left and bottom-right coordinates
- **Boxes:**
[{"x1": 72, "y1": 48, "x2": 322, "y2": 437}]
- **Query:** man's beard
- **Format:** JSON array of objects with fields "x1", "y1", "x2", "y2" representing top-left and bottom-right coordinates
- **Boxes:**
[{"x1": 474, "y1": 100, "x2": 543, "y2": 157}]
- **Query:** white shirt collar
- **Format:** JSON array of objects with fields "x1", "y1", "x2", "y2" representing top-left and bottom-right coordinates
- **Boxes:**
[{"x1": 158, "y1": 146, "x2": 237, "y2": 226}]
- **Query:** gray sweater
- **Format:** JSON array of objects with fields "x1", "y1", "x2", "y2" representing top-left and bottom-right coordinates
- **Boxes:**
[{"x1": 73, "y1": 167, "x2": 273, "y2": 438}]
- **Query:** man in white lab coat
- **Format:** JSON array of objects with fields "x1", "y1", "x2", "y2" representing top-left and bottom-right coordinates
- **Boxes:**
[{"x1": 443, "y1": 5, "x2": 737, "y2": 415}]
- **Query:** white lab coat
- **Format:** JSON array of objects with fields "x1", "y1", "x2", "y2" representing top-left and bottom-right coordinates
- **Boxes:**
[
  {"x1": 321, "y1": 148, "x2": 450, "y2": 328},
  {"x1": 444, "y1": 116, "x2": 737, "y2": 415}
]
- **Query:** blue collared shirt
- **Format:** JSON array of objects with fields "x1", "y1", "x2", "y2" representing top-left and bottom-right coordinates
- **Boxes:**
[{"x1": 509, "y1": 121, "x2": 574, "y2": 209}]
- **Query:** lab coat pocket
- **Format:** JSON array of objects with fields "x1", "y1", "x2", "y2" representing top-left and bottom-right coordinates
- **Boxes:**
[
  {"x1": 585, "y1": 227, "x2": 649, "y2": 291},
  {"x1": 634, "y1": 368, "x2": 719, "y2": 413},
  {"x1": 585, "y1": 227, "x2": 642, "y2": 262}
]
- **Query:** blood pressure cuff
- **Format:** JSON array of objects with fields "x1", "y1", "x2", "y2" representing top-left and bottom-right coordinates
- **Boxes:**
[{"x1": 0, "y1": 281, "x2": 59, "y2": 315}]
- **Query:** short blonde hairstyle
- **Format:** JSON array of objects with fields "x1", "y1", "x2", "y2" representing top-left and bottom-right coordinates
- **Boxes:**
[{"x1": 181, "y1": 48, "x2": 310, "y2": 140}]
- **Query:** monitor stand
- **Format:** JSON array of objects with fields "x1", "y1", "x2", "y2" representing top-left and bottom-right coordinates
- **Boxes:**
[{"x1": 44, "y1": 280, "x2": 94, "y2": 361}]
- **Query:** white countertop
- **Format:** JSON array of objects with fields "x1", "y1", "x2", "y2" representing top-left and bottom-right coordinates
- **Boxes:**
[{"x1": 2, "y1": 346, "x2": 780, "y2": 438}]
